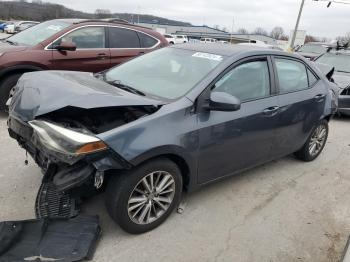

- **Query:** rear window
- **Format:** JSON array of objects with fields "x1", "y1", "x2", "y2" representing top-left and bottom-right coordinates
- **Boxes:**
[
  {"x1": 108, "y1": 27, "x2": 140, "y2": 48},
  {"x1": 137, "y1": 32, "x2": 158, "y2": 48}
]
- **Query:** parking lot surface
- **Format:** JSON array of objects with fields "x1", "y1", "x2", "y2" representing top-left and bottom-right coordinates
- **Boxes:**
[
  {"x1": 1, "y1": 112, "x2": 350, "y2": 262},
  {"x1": 0, "y1": 32, "x2": 7, "y2": 39}
]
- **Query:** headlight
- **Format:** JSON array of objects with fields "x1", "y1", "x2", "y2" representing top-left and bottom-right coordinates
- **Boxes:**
[
  {"x1": 0, "y1": 53, "x2": 4, "y2": 57},
  {"x1": 28, "y1": 120, "x2": 107, "y2": 157}
]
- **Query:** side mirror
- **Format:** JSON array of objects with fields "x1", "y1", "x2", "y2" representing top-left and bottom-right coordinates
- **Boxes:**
[
  {"x1": 56, "y1": 41, "x2": 77, "y2": 51},
  {"x1": 203, "y1": 92, "x2": 241, "y2": 112}
]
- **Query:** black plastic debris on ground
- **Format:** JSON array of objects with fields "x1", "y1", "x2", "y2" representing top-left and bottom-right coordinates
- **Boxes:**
[{"x1": 0, "y1": 215, "x2": 101, "y2": 262}]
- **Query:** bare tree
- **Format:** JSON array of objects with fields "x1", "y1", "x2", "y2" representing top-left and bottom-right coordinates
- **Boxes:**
[
  {"x1": 270, "y1": 26, "x2": 284, "y2": 40},
  {"x1": 280, "y1": 35, "x2": 289, "y2": 41},
  {"x1": 94, "y1": 9, "x2": 111, "y2": 19},
  {"x1": 253, "y1": 27, "x2": 268, "y2": 36},
  {"x1": 237, "y1": 28, "x2": 249, "y2": 34},
  {"x1": 305, "y1": 35, "x2": 318, "y2": 43}
]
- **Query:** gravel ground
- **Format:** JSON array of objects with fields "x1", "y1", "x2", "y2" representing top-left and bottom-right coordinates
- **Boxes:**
[{"x1": 1, "y1": 112, "x2": 350, "y2": 262}]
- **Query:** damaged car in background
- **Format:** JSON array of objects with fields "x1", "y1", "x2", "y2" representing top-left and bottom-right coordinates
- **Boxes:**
[
  {"x1": 5, "y1": 43, "x2": 337, "y2": 245},
  {"x1": 314, "y1": 44, "x2": 350, "y2": 116}
]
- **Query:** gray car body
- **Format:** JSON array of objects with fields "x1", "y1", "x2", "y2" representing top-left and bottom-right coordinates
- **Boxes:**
[{"x1": 9, "y1": 44, "x2": 336, "y2": 192}]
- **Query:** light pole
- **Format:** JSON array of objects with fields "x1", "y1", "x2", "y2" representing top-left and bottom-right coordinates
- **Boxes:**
[{"x1": 289, "y1": 0, "x2": 306, "y2": 50}]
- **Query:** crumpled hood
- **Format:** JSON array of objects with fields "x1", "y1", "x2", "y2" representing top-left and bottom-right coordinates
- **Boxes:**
[
  {"x1": 295, "y1": 51, "x2": 319, "y2": 59},
  {"x1": 9, "y1": 71, "x2": 164, "y2": 122},
  {"x1": 0, "y1": 41, "x2": 28, "y2": 53}
]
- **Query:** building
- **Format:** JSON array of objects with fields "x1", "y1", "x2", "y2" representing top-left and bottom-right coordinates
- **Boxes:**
[{"x1": 136, "y1": 22, "x2": 278, "y2": 45}]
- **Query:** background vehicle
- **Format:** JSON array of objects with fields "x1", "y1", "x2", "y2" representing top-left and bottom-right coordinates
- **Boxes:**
[
  {"x1": 0, "y1": 22, "x2": 7, "y2": 33},
  {"x1": 315, "y1": 47, "x2": 350, "y2": 116},
  {"x1": 15, "y1": 21, "x2": 40, "y2": 33},
  {"x1": 0, "y1": 18, "x2": 168, "y2": 109},
  {"x1": 200, "y1": 37, "x2": 217, "y2": 43},
  {"x1": 173, "y1": 34, "x2": 188, "y2": 44},
  {"x1": 163, "y1": 34, "x2": 175, "y2": 44},
  {"x1": 8, "y1": 44, "x2": 335, "y2": 234},
  {"x1": 295, "y1": 42, "x2": 329, "y2": 60}
]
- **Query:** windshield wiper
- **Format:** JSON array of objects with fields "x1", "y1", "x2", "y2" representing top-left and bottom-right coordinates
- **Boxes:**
[
  {"x1": 107, "y1": 80, "x2": 146, "y2": 96},
  {"x1": 2, "y1": 39, "x2": 17, "y2": 45},
  {"x1": 336, "y1": 70, "x2": 350, "y2": 74}
]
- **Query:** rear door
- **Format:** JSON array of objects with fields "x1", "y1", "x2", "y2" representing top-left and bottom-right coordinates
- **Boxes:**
[
  {"x1": 51, "y1": 26, "x2": 111, "y2": 73},
  {"x1": 197, "y1": 56, "x2": 280, "y2": 183},
  {"x1": 272, "y1": 56, "x2": 327, "y2": 157},
  {"x1": 108, "y1": 27, "x2": 159, "y2": 67}
]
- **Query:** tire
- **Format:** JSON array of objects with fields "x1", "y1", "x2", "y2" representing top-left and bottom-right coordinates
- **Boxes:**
[
  {"x1": 169, "y1": 41, "x2": 174, "y2": 45},
  {"x1": 294, "y1": 119, "x2": 329, "y2": 162},
  {"x1": 105, "y1": 158, "x2": 183, "y2": 234},
  {"x1": 0, "y1": 73, "x2": 22, "y2": 110}
]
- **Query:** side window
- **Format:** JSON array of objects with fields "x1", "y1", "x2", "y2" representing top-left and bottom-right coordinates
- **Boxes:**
[
  {"x1": 307, "y1": 69, "x2": 318, "y2": 86},
  {"x1": 213, "y1": 60, "x2": 271, "y2": 102},
  {"x1": 57, "y1": 27, "x2": 105, "y2": 49},
  {"x1": 137, "y1": 32, "x2": 158, "y2": 48},
  {"x1": 275, "y1": 58, "x2": 308, "y2": 94},
  {"x1": 109, "y1": 27, "x2": 140, "y2": 48}
]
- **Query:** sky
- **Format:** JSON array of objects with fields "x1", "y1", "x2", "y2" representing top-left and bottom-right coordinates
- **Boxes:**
[{"x1": 30, "y1": 0, "x2": 350, "y2": 38}]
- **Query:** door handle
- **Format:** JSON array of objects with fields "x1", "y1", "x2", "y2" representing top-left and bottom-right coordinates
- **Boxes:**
[
  {"x1": 314, "y1": 94, "x2": 326, "y2": 102},
  {"x1": 97, "y1": 53, "x2": 108, "y2": 59},
  {"x1": 139, "y1": 52, "x2": 145, "y2": 55},
  {"x1": 262, "y1": 106, "x2": 280, "y2": 115}
]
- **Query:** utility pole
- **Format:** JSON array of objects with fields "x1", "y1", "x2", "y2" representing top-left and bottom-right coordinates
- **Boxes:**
[
  {"x1": 231, "y1": 16, "x2": 234, "y2": 44},
  {"x1": 289, "y1": 0, "x2": 306, "y2": 50}
]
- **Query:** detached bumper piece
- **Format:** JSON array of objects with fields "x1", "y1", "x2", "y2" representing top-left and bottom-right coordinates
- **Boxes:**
[
  {"x1": 35, "y1": 181, "x2": 80, "y2": 219},
  {"x1": 0, "y1": 215, "x2": 100, "y2": 262}
]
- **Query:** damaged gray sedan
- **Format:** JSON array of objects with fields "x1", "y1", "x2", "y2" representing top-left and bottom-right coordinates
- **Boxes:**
[{"x1": 7, "y1": 44, "x2": 336, "y2": 234}]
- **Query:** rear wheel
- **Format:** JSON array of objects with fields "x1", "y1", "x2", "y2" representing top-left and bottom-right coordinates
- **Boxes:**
[
  {"x1": 294, "y1": 120, "x2": 329, "y2": 161},
  {"x1": 105, "y1": 158, "x2": 183, "y2": 234},
  {"x1": 0, "y1": 73, "x2": 22, "y2": 110}
]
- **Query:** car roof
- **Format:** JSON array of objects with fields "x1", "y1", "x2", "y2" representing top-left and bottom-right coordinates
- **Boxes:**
[{"x1": 172, "y1": 43, "x2": 288, "y2": 57}]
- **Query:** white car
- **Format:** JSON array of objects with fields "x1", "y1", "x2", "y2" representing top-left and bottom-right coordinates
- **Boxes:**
[
  {"x1": 164, "y1": 34, "x2": 175, "y2": 45},
  {"x1": 200, "y1": 38, "x2": 217, "y2": 43},
  {"x1": 173, "y1": 35, "x2": 188, "y2": 44},
  {"x1": 5, "y1": 21, "x2": 39, "y2": 34}
]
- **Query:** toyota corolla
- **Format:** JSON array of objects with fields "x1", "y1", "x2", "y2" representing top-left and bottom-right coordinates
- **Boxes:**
[{"x1": 7, "y1": 44, "x2": 336, "y2": 234}]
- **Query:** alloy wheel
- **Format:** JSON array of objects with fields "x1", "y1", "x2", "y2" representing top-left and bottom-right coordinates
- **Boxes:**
[
  {"x1": 127, "y1": 171, "x2": 176, "y2": 225},
  {"x1": 309, "y1": 125, "x2": 327, "y2": 156}
]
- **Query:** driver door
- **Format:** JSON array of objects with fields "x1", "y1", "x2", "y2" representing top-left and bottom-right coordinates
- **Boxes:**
[
  {"x1": 51, "y1": 26, "x2": 111, "y2": 73},
  {"x1": 197, "y1": 56, "x2": 280, "y2": 184}
]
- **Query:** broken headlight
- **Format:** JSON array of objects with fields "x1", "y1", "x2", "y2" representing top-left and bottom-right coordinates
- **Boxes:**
[{"x1": 28, "y1": 120, "x2": 107, "y2": 157}]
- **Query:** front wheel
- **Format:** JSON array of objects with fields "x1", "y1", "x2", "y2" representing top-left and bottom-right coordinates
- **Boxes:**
[
  {"x1": 294, "y1": 120, "x2": 329, "y2": 162},
  {"x1": 105, "y1": 158, "x2": 183, "y2": 234},
  {"x1": 0, "y1": 73, "x2": 22, "y2": 110}
]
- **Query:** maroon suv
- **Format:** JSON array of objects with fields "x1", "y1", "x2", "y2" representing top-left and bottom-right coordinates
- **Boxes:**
[{"x1": 0, "y1": 19, "x2": 168, "y2": 109}]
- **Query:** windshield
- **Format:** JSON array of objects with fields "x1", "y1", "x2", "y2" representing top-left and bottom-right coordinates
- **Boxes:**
[
  {"x1": 316, "y1": 53, "x2": 350, "y2": 73},
  {"x1": 6, "y1": 20, "x2": 71, "y2": 46},
  {"x1": 297, "y1": 44, "x2": 327, "y2": 54},
  {"x1": 105, "y1": 48, "x2": 224, "y2": 100}
]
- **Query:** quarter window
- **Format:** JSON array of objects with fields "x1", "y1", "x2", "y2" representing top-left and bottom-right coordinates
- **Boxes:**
[
  {"x1": 138, "y1": 32, "x2": 158, "y2": 48},
  {"x1": 57, "y1": 27, "x2": 105, "y2": 49},
  {"x1": 213, "y1": 60, "x2": 270, "y2": 102},
  {"x1": 275, "y1": 58, "x2": 308, "y2": 94},
  {"x1": 109, "y1": 27, "x2": 140, "y2": 48}
]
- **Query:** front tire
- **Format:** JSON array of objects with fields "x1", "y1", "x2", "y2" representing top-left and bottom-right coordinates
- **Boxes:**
[
  {"x1": 0, "y1": 73, "x2": 22, "y2": 110},
  {"x1": 106, "y1": 158, "x2": 183, "y2": 234},
  {"x1": 294, "y1": 120, "x2": 329, "y2": 162}
]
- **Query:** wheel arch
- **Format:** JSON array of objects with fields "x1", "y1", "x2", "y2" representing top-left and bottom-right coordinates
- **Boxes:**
[
  {"x1": 129, "y1": 146, "x2": 197, "y2": 191},
  {"x1": 0, "y1": 65, "x2": 45, "y2": 81}
]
